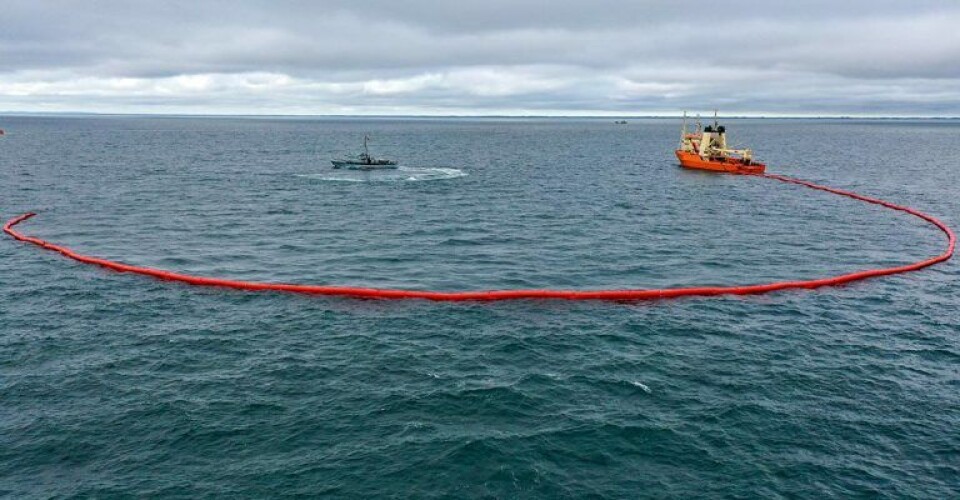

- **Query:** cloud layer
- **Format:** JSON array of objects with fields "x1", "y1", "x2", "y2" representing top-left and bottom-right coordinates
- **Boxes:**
[{"x1": 2, "y1": 1, "x2": 959, "y2": 115}]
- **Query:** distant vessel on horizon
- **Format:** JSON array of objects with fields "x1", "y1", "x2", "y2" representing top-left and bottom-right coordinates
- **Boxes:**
[
  {"x1": 675, "y1": 112, "x2": 765, "y2": 174},
  {"x1": 331, "y1": 135, "x2": 398, "y2": 170}
]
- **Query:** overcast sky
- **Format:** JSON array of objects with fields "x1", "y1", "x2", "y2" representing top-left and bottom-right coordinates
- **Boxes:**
[{"x1": 2, "y1": 1, "x2": 959, "y2": 116}]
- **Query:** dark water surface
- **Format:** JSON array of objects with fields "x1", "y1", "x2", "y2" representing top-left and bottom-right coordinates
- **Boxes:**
[{"x1": 1, "y1": 116, "x2": 958, "y2": 497}]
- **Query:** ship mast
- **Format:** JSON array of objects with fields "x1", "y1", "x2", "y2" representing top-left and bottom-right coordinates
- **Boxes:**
[{"x1": 680, "y1": 111, "x2": 687, "y2": 145}]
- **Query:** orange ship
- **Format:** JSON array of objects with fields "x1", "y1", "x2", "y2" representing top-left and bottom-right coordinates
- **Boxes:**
[{"x1": 675, "y1": 112, "x2": 765, "y2": 174}]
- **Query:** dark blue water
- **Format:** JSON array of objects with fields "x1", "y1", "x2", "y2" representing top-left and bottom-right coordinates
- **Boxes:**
[{"x1": 1, "y1": 116, "x2": 958, "y2": 498}]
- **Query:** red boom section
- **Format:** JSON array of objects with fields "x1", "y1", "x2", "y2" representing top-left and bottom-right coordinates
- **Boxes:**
[{"x1": 3, "y1": 174, "x2": 955, "y2": 301}]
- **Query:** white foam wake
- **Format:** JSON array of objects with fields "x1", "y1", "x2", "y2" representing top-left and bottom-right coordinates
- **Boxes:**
[
  {"x1": 631, "y1": 381, "x2": 652, "y2": 393},
  {"x1": 297, "y1": 166, "x2": 467, "y2": 183}
]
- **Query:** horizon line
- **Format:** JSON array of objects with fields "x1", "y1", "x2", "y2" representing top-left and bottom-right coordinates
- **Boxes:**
[{"x1": 2, "y1": 111, "x2": 959, "y2": 120}]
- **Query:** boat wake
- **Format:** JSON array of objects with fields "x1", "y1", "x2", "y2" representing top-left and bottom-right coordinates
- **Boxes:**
[{"x1": 297, "y1": 167, "x2": 467, "y2": 183}]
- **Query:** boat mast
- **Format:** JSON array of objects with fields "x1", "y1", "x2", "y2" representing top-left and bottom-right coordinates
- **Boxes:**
[
  {"x1": 681, "y1": 111, "x2": 687, "y2": 143},
  {"x1": 363, "y1": 134, "x2": 370, "y2": 158}
]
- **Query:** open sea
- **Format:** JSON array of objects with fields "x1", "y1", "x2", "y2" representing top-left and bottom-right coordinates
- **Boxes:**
[{"x1": 1, "y1": 115, "x2": 958, "y2": 498}]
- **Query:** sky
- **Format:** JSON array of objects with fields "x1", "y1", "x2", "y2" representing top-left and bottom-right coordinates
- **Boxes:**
[{"x1": 1, "y1": 0, "x2": 959, "y2": 116}]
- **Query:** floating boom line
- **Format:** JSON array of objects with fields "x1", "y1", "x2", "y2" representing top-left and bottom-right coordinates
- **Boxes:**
[{"x1": 3, "y1": 174, "x2": 954, "y2": 302}]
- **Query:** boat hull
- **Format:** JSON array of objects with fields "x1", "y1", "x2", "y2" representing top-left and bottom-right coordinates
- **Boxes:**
[
  {"x1": 675, "y1": 150, "x2": 765, "y2": 174},
  {"x1": 331, "y1": 161, "x2": 398, "y2": 170}
]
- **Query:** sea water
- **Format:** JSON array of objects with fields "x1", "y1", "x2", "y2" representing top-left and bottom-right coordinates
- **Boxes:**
[{"x1": 1, "y1": 116, "x2": 958, "y2": 497}]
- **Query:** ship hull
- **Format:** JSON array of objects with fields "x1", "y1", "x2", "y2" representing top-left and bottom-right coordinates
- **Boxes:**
[
  {"x1": 331, "y1": 160, "x2": 398, "y2": 170},
  {"x1": 675, "y1": 150, "x2": 765, "y2": 174}
]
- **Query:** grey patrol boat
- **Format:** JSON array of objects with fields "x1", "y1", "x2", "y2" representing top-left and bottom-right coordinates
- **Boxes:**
[{"x1": 331, "y1": 135, "x2": 398, "y2": 170}]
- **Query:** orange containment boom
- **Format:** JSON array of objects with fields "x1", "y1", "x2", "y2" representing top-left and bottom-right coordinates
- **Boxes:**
[{"x1": 3, "y1": 174, "x2": 955, "y2": 302}]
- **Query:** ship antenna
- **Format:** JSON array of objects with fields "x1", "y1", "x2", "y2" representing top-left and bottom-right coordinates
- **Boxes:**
[
  {"x1": 714, "y1": 109, "x2": 719, "y2": 129},
  {"x1": 364, "y1": 134, "x2": 370, "y2": 157}
]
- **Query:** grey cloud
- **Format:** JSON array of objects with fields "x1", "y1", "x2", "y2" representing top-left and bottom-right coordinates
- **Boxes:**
[{"x1": 1, "y1": 0, "x2": 959, "y2": 115}]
